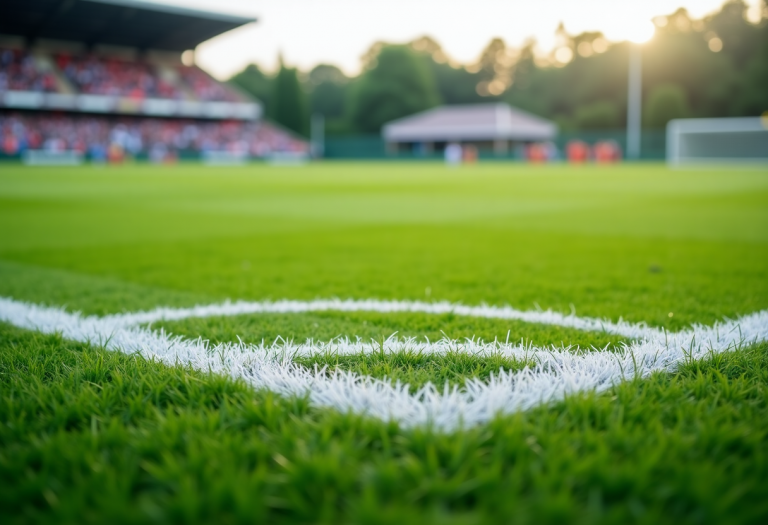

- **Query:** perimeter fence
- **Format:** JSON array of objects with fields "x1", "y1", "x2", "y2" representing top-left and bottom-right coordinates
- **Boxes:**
[{"x1": 323, "y1": 130, "x2": 667, "y2": 161}]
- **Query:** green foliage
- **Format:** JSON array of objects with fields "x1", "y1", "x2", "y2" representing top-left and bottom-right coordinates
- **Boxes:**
[
  {"x1": 388, "y1": 36, "x2": 498, "y2": 107},
  {"x1": 741, "y1": 11, "x2": 768, "y2": 115},
  {"x1": 506, "y1": 42, "x2": 631, "y2": 126},
  {"x1": 427, "y1": 62, "x2": 486, "y2": 105},
  {"x1": 2, "y1": 323, "x2": 767, "y2": 523},
  {"x1": 574, "y1": 101, "x2": 621, "y2": 129},
  {"x1": 307, "y1": 64, "x2": 350, "y2": 119},
  {"x1": 227, "y1": 2, "x2": 768, "y2": 134},
  {"x1": 644, "y1": 84, "x2": 691, "y2": 128},
  {"x1": 228, "y1": 64, "x2": 272, "y2": 106},
  {"x1": 309, "y1": 82, "x2": 347, "y2": 120},
  {"x1": 707, "y1": 1, "x2": 761, "y2": 68},
  {"x1": 270, "y1": 62, "x2": 309, "y2": 137},
  {"x1": 506, "y1": 5, "x2": 767, "y2": 127},
  {"x1": 350, "y1": 45, "x2": 440, "y2": 132}
]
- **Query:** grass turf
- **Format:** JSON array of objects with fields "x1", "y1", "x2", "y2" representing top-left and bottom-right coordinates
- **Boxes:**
[
  {"x1": 153, "y1": 310, "x2": 628, "y2": 348},
  {"x1": 1, "y1": 162, "x2": 767, "y2": 522},
  {"x1": 1, "y1": 164, "x2": 767, "y2": 329},
  {"x1": 152, "y1": 311, "x2": 625, "y2": 390},
  {"x1": 1, "y1": 323, "x2": 767, "y2": 524}
]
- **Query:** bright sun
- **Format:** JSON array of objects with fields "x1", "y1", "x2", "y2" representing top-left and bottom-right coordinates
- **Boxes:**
[{"x1": 624, "y1": 20, "x2": 657, "y2": 44}]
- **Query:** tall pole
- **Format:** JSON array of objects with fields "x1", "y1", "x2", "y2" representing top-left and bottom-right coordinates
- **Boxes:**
[{"x1": 626, "y1": 44, "x2": 642, "y2": 160}]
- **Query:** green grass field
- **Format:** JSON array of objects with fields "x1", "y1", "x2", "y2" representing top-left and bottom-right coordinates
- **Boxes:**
[{"x1": 1, "y1": 162, "x2": 768, "y2": 524}]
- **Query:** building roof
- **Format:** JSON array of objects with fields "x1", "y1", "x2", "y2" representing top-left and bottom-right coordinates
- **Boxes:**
[
  {"x1": 382, "y1": 103, "x2": 557, "y2": 143},
  {"x1": 1, "y1": 0, "x2": 256, "y2": 52}
]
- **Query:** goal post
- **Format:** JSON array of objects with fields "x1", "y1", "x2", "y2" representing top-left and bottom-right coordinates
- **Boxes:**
[{"x1": 667, "y1": 117, "x2": 768, "y2": 166}]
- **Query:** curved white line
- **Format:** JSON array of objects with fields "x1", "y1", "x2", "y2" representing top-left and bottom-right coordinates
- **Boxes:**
[
  {"x1": 102, "y1": 298, "x2": 661, "y2": 340},
  {"x1": 1, "y1": 296, "x2": 766, "y2": 431}
]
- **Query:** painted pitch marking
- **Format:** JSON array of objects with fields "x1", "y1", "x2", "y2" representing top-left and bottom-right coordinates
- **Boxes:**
[
  {"x1": 1, "y1": 296, "x2": 766, "y2": 430},
  {"x1": 102, "y1": 298, "x2": 662, "y2": 340}
]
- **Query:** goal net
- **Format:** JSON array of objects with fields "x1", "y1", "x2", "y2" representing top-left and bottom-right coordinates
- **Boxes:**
[{"x1": 667, "y1": 117, "x2": 768, "y2": 165}]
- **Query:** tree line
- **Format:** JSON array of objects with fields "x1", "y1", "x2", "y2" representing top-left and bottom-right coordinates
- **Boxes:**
[{"x1": 228, "y1": 0, "x2": 768, "y2": 137}]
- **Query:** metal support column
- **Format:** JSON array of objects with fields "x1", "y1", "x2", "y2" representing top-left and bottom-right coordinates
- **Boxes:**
[{"x1": 626, "y1": 45, "x2": 642, "y2": 160}]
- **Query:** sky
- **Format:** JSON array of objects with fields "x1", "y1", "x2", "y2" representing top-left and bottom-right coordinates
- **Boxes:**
[{"x1": 156, "y1": 0, "x2": 763, "y2": 79}]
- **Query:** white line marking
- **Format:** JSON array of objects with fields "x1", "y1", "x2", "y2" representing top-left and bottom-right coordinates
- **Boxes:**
[
  {"x1": 1, "y1": 296, "x2": 766, "y2": 431},
  {"x1": 102, "y1": 298, "x2": 661, "y2": 340}
]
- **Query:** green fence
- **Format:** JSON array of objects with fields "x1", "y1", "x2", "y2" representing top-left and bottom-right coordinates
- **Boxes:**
[
  {"x1": 324, "y1": 130, "x2": 667, "y2": 161},
  {"x1": 1, "y1": 131, "x2": 667, "y2": 163}
]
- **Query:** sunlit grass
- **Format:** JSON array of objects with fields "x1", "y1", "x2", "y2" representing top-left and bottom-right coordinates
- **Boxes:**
[{"x1": 1, "y1": 164, "x2": 767, "y2": 329}]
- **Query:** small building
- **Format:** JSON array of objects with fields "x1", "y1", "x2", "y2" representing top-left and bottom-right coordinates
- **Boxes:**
[{"x1": 382, "y1": 103, "x2": 557, "y2": 155}]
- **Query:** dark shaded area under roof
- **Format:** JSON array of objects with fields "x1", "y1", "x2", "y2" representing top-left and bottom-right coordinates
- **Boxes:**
[{"x1": 1, "y1": 0, "x2": 256, "y2": 52}]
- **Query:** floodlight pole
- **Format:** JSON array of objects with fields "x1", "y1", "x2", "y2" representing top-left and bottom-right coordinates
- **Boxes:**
[{"x1": 626, "y1": 44, "x2": 642, "y2": 160}]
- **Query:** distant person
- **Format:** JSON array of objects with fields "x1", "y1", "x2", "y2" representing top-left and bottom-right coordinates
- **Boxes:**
[
  {"x1": 527, "y1": 143, "x2": 547, "y2": 163},
  {"x1": 3, "y1": 134, "x2": 19, "y2": 155},
  {"x1": 107, "y1": 142, "x2": 124, "y2": 164},
  {"x1": 445, "y1": 142, "x2": 462, "y2": 165},
  {"x1": 462, "y1": 144, "x2": 478, "y2": 164},
  {"x1": 566, "y1": 140, "x2": 590, "y2": 163},
  {"x1": 544, "y1": 141, "x2": 560, "y2": 161},
  {"x1": 593, "y1": 140, "x2": 622, "y2": 163},
  {"x1": 89, "y1": 143, "x2": 106, "y2": 163},
  {"x1": 149, "y1": 142, "x2": 168, "y2": 164}
]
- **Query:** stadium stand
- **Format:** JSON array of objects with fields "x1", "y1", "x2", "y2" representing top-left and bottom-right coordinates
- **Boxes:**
[
  {"x1": 0, "y1": 0, "x2": 308, "y2": 161},
  {"x1": 0, "y1": 48, "x2": 59, "y2": 93},
  {"x1": 0, "y1": 113, "x2": 308, "y2": 160},
  {"x1": 56, "y1": 54, "x2": 184, "y2": 99},
  {"x1": 178, "y1": 66, "x2": 242, "y2": 102}
]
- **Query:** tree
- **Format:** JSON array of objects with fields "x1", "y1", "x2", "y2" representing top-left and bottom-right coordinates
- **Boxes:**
[
  {"x1": 506, "y1": 37, "x2": 628, "y2": 124},
  {"x1": 705, "y1": 1, "x2": 758, "y2": 69},
  {"x1": 228, "y1": 64, "x2": 272, "y2": 106},
  {"x1": 645, "y1": 84, "x2": 690, "y2": 128},
  {"x1": 575, "y1": 101, "x2": 621, "y2": 129},
  {"x1": 349, "y1": 45, "x2": 440, "y2": 133},
  {"x1": 307, "y1": 64, "x2": 349, "y2": 119},
  {"x1": 233, "y1": 0, "x2": 768, "y2": 135},
  {"x1": 270, "y1": 60, "x2": 308, "y2": 136},
  {"x1": 409, "y1": 36, "x2": 488, "y2": 105}
]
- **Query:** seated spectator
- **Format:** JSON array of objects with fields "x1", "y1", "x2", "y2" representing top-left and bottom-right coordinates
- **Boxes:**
[
  {"x1": 56, "y1": 54, "x2": 184, "y2": 99},
  {"x1": 178, "y1": 66, "x2": 241, "y2": 102},
  {"x1": 0, "y1": 48, "x2": 59, "y2": 93},
  {"x1": 2, "y1": 49, "x2": 242, "y2": 104},
  {"x1": 0, "y1": 112, "x2": 309, "y2": 159}
]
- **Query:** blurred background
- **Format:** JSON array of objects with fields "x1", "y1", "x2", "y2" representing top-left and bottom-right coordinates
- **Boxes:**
[{"x1": 1, "y1": 0, "x2": 767, "y2": 163}]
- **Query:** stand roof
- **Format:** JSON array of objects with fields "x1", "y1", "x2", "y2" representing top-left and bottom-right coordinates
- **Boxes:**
[
  {"x1": 383, "y1": 104, "x2": 557, "y2": 143},
  {"x1": 2, "y1": 0, "x2": 256, "y2": 51}
]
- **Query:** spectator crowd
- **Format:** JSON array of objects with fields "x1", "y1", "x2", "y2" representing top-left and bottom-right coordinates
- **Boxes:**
[
  {"x1": 56, "y1": 54, "x2": 183, "y2": 99},
  {"x1": 0, "y1": 48, "x2": 59, "y2": 93},
  {"x1": 178, "y1": 66, "x2": 241, "y2": 102},
  {"x1": 0, "y1": 112, "x2": 308, "y2": 161},
  {"x1": 1, "y1": 48, "x2": 244, "y2": 103}
]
